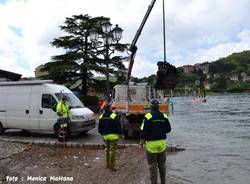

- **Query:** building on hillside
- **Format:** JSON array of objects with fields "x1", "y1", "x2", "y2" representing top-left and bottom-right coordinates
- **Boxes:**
[
  {"x1": 183, "y1": 65, "x2": 195, "y2": 74},
  {"x1": 204, "y1": 81, "x2": 211, "y2": 90},
  {"x1": 0, "y1": 69, "x2": 22, "y2": 81},
  {"x1": 243, "y1": 76, "x2": 250, "y2": 82},
  {"x1": 240, "y1": 72, "x2": 247, "y2": 78},
  {"x1": 213, "y1": 73, "x2": 221, "y2": 78},
  {"x1": 35, "y1": 65, "x2": 49, "y2": 79},
  {"x1": 230, "y1": 76, "x2": 239, "y2": 82},
  {"x1": 241, "y1": 73, "x2": 250, "y2": 82},
  {"x1": 240, "y1": 72, "x2": 250, "y2": 82},
  {"x1": 194, "y1": 63, "x2": 209, "y2": 74}
]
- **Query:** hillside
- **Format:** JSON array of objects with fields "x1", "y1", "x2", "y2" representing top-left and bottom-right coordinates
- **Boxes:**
[
  {"x1": 176, "y1": 50, "x2": 250, "y2": 93},
  {"x1": 209, "y1": 50, "x2": 250, "y2": 74}
]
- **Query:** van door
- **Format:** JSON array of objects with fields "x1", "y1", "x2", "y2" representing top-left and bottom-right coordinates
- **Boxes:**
[
  {"x1": 6, "y1": 86, "x2": 31, "y2": 129},
  {"x1": 39, "y1": 94, "x2": 57, "y2": 131},
  {"x1": 29, "y1": 85, "x2": 42, "y2": 130}
]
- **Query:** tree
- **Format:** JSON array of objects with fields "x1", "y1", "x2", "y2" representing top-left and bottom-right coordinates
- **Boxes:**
[
  {"x1": 247, "y1": 68, "x2": 250, "y2": 75},
  {"x1": 236, "y1": 66, "x2": 245, "y2": 73},
  {"x1": 212, "y1": 76, "x2": 227, "y2": 92},
  {"x1": 41, "y1": 14, "x2": 128, "y2": 96}
]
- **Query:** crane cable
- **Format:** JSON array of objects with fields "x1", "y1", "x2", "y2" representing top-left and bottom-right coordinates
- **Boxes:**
[
  {"x1": 155, "y1": 0, "x2": 179, "y2": 91},
  {"x1": 162, "y1": 0, "x2": 167, "y2": 63},
  {"x1": 162, "y1": 0, "x2": 174, "y2": 106}
]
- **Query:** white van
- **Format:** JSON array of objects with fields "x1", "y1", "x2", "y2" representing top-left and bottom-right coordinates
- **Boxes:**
[{"x1": 0, "y1": 80, "x2": 96, "y2": 138}]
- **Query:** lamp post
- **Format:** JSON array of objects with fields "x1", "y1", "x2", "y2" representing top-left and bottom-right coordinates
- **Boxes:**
[{"x1": 89, "y1": 21, "x2": 123, "y2": 102}]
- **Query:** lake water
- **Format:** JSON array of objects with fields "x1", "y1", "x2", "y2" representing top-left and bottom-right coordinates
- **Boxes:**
[{"x1": 167, "y1": 94, "x2": 250, "y2": 184}]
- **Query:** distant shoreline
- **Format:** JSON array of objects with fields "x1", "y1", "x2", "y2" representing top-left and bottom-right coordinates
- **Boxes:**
[{"x1": 171, "y1": 92, "x2": 250, "y2": 97}]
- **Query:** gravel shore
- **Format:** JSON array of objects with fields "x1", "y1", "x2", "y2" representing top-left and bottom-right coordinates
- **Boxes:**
[{"x1": 0, "y1": 141, "x2": 150, "y2": 184}]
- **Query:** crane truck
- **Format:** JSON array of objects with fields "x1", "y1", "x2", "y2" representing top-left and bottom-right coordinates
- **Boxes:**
[{"x1": 111, "y1": 0, "x2": 179, "y2": 137}]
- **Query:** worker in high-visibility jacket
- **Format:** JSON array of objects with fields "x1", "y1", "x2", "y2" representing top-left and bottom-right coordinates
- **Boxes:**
[
  {"x1": 140, "y1": 99, "x2": 171, "y2": 184},
  {"x1": 56, "y1": 96, "x2": 71, "y2": 141},
  {"x1": 98, "y1": 102, "x2": 122, "y2": 171}
]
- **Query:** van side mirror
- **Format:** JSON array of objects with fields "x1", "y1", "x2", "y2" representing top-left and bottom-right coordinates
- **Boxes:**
[{"x1": 52, "y1": 104, "x2": 57, "y2": 112}]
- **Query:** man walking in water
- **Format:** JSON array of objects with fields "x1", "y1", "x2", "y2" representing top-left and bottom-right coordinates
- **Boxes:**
[{"x1": 140, "y1": 99, "x2": 171, "y2": 184}]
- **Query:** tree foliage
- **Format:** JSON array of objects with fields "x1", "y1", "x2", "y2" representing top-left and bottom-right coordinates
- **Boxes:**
[
  {"x1": 40, "y1": 14, "x2": 128, "y2": 95},
  {"x1": 209, "y1": 50, "x2": 250, "y2": 74}
]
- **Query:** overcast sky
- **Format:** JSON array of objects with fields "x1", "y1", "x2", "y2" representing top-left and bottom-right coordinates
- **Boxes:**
[{"x1": 0, "y1": 0, "x2": 250, "y2": 78}]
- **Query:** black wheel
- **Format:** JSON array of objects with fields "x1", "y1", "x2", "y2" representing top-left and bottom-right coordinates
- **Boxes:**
[
  {"x1": 0, "y1": 122, "x2": 5, "y2": 135},
  {"x1": 54, "y1": 124, "x2": 60, "y2": 138},
  {"x1": 81, "y1": 130, "x2": 89, "y2": 135},
  {"x1": 21, "y1": 130, "x2": 31, "y2": 135},
  {"x1": 120, "y1": 115, "x2": 129, "y2": 138}
]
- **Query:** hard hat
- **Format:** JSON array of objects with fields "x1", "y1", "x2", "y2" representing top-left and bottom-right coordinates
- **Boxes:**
[{"x1": 151, "y1": 99, "x2": 159, "y2": 106}]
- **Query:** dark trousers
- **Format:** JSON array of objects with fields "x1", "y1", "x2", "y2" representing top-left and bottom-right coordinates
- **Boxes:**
[
  {"x1": 104, "y1": 139, "x2": 118, "y2": 171},
  {"x1": 146, "y1": 150, "x2": 166, "y2": 184}
]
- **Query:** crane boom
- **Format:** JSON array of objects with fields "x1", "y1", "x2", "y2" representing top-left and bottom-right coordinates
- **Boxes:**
[
  {"x1": 126, "y1": 0, "x2": 157, "y2": 83},
  {"x1": 126, "y1": 0, "x2": 179, "y2": 90}
]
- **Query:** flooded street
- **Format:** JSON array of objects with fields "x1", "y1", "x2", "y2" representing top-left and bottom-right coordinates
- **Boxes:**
[
  {"x1": 1, "y1": 94, "x2": 250, "y2": 184},
  {"x1": 166, "y1": 94, "x2": 250, "y2": 184}
]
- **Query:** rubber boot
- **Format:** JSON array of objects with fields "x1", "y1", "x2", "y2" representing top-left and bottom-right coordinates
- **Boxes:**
[
  {"x1": 109, "y1": 155, "x2": 116, "y2": 171},
  {"x1": 105, "y1": 140, "x2": 110, "y2": 169},
  {"x1": 109, "y1": 140, "x2": 117, "y2": 171}
]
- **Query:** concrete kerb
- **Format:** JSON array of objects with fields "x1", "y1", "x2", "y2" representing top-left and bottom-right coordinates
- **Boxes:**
[
  {"x1": 0, "y1": 138, "x2": 138, "y2": 149},
  {"x1": 0, "y1": 138, "x2": 185, "y2": 152}
]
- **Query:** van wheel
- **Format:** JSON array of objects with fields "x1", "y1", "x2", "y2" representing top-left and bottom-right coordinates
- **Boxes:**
[
  {"x1": 81, "y1": 130, "x2": 88, "y2": 135},
  {"x1": 54, "y1": 124, "x2": 60, "y2": 138},
  {"x1": 21, "y1": 130, "x2": 31, "y2": 135},
  {"x1": 0, "y1": 122, "x2": 5, "y2": 135}
]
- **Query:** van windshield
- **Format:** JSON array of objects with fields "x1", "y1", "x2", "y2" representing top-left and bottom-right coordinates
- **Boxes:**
[{"x1": 55, "y1": 93, "x2": 84, "y2": 108}]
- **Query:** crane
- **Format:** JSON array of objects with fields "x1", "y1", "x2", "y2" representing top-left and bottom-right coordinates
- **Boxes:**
[
  {"x1": 126, "y1": 0, "x2": 179, "y2": 90},
  {"x1": 112, "y1": 0, "x2": 178, "y2": 137}
]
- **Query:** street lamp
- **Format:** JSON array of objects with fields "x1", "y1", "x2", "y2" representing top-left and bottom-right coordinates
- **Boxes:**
[{"x1": 89, "y1": 21, "x2": 123, "y2": 101}]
